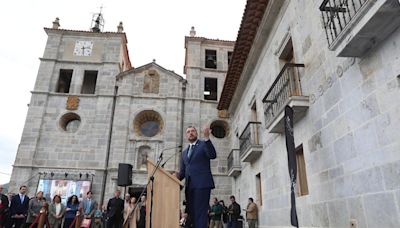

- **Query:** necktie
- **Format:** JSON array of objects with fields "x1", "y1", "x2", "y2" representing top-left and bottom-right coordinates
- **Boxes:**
[
  {"x1": 20, "y1": 195, "x2": 24, "y2": 204},
  {"x1": 86, "y1": 200, "x2": 91, "y2": 214},
  {"x1": 187, "y1": 144, "x2": 193, "y2": 158}
]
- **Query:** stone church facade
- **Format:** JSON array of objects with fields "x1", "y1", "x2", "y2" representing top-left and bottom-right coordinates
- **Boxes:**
[{"x1": 9, "y1": 20, "x2": 234, "y2": 203}]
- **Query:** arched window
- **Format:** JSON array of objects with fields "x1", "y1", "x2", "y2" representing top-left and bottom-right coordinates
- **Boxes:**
[
  {"x1": 134, "y1": 110, "x2": 164, "y2": 137},
  {"x1": 59, "y1": 113, "x2": 81, "y2": 133},
  {"x1": 210, "y1": 120, "x2": 229, "y2": 139}
]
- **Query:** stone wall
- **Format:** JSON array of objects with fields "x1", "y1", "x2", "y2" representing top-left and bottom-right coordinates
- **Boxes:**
[{"x1": 230, "y1": 0, "x2": 400, "y2": 227}]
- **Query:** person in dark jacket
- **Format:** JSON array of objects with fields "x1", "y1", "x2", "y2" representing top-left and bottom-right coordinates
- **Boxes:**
[
  {"x1": 106, "y1": 190, "x2": 124, "y2": 228},
  {"x1": 227, "y1": 195, "x2": 241, "y2": 228},
  {"x1": 219, "y1": 200, "x2": 228, "y2": 228},
  {"x1": 175, "y1": 125, "x2": 217, "y2": 228},
  {"x1": 136, "y1": 195, "x2": 146, "y2": 228},
  {"x1": 9, "y1": 186, "x2": 29, "y2": 228},
  {"x1": 64, "y1": 195, "x2": 80, "y2": 228},
  {"x1": 0, "y1": 185, "x2": 10, "y2": 228}
]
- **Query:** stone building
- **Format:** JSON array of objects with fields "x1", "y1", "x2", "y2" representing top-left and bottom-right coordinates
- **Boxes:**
[
  {"x1": 9, "y1": 19, "x2": 234, "y2": 203},
  {"x1": 10, "y1": 0, "x2": 400, "y2": 226},
  {"x1": 219, "y1": 0, "x2": 400, "y2": 227}
]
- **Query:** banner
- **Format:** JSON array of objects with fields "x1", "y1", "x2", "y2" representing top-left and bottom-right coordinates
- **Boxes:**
[
  {"x1": 37, "y1": 179, "x2": 91, "y2": 204},
  {"x1": 284, "y1": 106, "x2": 299, "y2": 227}
]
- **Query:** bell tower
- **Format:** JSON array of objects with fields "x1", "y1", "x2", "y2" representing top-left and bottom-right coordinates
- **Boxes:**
[{"x1": 9, "y1": 16, "x2": 131, "y2": 201}]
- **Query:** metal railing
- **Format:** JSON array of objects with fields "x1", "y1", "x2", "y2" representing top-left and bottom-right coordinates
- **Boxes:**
[
  {"x1": 262, "y1": 63, "x2": 304, "y2": 127},
  {"x1": 239, "y1": 122, "x2": 262, "y2": 157},
  {"x1": 227, "y1": 149, "x2": 241, "y2": 171},
  {"x1": 320, "y1": 0, "x2": 368, "y2": 46}
]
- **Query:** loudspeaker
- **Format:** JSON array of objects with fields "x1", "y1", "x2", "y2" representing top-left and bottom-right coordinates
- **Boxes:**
[{"x1": 117, "y1": 163, "x2": 133, "y2": 186}]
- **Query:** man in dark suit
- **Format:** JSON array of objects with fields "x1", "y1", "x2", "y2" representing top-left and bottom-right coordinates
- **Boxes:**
[
  {"x1": 9, "y1": 185, "x2": 29, "y2": 228},
  {"x1": 176, "y1": 125, "x2": 217, "y2": 228},
  {"x1": 106, "y1": 190, "x2": 124, "y2": 228}
]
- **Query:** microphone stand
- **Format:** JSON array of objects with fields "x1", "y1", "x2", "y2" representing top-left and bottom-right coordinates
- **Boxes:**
[
  {"x1": 161, "y1": 146, "x2": 182, "y2": 168},
  {"x1": 127, "y1": 146, "x2": 181, "y2": 228}
]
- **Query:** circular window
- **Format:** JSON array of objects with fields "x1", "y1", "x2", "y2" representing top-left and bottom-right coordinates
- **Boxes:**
[
  {"x1": 210, "y1": 120, "x2": 229, "y2": 139},
  {"x1": 134, "y1": 110, "x2": 164, "y2": 137},
  {"x1": 60, "y1": 113, "x2": 81, "y2": 133}
]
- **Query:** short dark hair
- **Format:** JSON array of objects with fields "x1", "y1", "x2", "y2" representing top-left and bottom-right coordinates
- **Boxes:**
[
  {"x1": 53, "y1": 195, "x2": 61, "y2": 203},
  {"x1": 229, "y1": 195, "x2": 235, "y2": 200},
  {"x1": 248, "y1": 197, "x2": 254, "y2": 202},
  {"x1": 19, "y1": 185, "x2": 27, "y2": 190},
  {"x1": 186, "y1": 126, "x2": 197, "y2": 131},
  {"x1": 87, "y1": 191, "x2": 93, "y2": 195}
]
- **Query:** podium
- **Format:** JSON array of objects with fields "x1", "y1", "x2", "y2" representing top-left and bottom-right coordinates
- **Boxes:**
[{"x1": 146, "y1": 160, "x2": 183, "y2": 228}]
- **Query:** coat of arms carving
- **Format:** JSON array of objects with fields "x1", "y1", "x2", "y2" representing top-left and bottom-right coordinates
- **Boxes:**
[{"x1": 66, "y1": 96, "x2": 80, "y2": 110}]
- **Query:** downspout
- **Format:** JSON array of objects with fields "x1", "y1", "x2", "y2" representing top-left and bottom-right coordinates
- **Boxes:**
[
  {"x1": 175, "y1": 80, "x2": 187, "y2": 170},
  {"x1": 100, "y1": 84, "x2": 118, "y2": 205}
]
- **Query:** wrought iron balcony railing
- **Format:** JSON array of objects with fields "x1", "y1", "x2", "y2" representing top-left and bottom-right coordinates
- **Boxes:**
[
  {"x1": 227, "y1": 149, "x2": 241, "y2": 177},
  {"x1": 320, "y1": 0, "x2": 368, "y2": 47},
  {"x1": 239, "y1": 121, "x2": 262, "y2": 158},
  {"x1": 262, "y1": 63, "x2": 305, "y2": 128}
]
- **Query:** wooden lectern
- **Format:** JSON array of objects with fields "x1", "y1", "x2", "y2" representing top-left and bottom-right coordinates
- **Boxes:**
[{"x1": 146, "y1": 160, "x2": 183, "y2": 228}]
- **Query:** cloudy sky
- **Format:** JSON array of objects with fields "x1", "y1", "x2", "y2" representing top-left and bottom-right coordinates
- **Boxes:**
[{"x1": 0, "y1": 0, "x2": 246, "y2": 184}]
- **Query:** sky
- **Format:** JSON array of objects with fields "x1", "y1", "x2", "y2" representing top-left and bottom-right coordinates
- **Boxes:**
[{"x1": 0, "y1": 0, "x2": 246, "y2": 184}]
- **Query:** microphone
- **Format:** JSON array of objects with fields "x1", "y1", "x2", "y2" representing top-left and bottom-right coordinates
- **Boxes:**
[
  {"x1": 158, "y1": 146, "x2": 182, "y2": 162},
  {"x1": 161, "y1": 146, "x2": 183, "y2": 168}
]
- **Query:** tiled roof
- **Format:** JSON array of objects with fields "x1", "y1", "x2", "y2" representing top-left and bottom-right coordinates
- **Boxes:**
[{"x1": 217, "y1": 0, "x2": 269, "y2": 110}]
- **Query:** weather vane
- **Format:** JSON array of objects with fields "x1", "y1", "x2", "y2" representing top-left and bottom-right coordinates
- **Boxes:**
[{"x1": 91, "y1": 5, "x2": 105, "y2": 32}]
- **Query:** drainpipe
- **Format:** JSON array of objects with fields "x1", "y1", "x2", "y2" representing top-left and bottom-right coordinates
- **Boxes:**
[
  {"x1": 176, "y1": 80, "x2": 187, "y2": 170},
  {"x1": 100, "y1": 85, "x2": 118, "y2": 205}
]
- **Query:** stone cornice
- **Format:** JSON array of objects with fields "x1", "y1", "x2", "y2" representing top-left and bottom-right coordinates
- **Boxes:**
[
  {"x1": 185, "y1": 66, "x2": 228, "y2": 74},
  {"x1": 31, "y1": 91, "x2": 115, "y2": 97},
  {"x1": 13, "y1": 164, "x2": 105, "y2": 171},
  {"x1": 184, "y1": 36, "x2": 235, "y2": 47},
  {"x1": 39, "y1": 58, "x2": 120, "y2": 65}
]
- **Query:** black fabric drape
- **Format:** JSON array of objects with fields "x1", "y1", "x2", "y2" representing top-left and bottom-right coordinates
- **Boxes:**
[{"x1": 284, "y1": 106, "x2": 299, "y2": 227}]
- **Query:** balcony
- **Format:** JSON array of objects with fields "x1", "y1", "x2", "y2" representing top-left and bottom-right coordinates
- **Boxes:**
[
  {"x1": 320, "y1": 0, "x2": 400, "y2": 57},
  {"x1": 239, "y1": 122, "x2": 263, "y2": 163},
  {"x1": 227, "y1": 149, "x2": 241, "y2": 177},
  {"x1": 262, "y1": 63, "x2": 309, "y2": 134}
]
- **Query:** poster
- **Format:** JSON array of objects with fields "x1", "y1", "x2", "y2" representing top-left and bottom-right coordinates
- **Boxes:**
[{"x1": 37, "y1": 179, "x2": 91, "y2": 204}]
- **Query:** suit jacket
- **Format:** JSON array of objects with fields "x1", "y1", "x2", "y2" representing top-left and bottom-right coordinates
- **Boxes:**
[
  {"x1": 81, "y1": 198, "x2": 98, "y2": 216},
  {"x1": 10, "y1": 194, "x2": 29, "y2": 217},
  {"x1": 178, "y1": 139, "x2": 217, "y2": 189},
  {"x1": 107, "y1": 197, "x2": 124, "y2": 219},
  {"x1": 228, "y1": 201, "x2": 241, "y2": 221},
  {"x1": 48, "y1": 203, "x2": 66, "y2": 225},
  {"x1": 26, "y1": 197, "x2": 43, "y2": 223}
]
